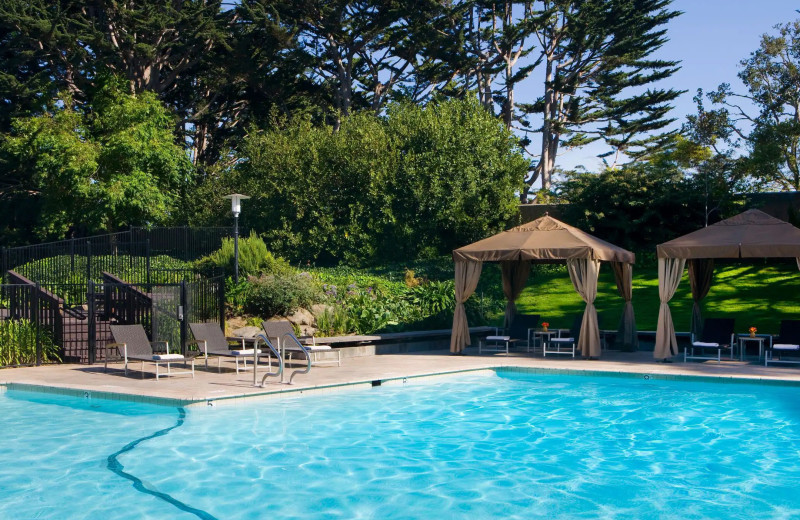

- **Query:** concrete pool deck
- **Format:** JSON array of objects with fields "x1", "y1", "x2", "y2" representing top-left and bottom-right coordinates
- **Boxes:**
[{"x1": 3, "y1": 349, "x2": 800, "y2": 406}]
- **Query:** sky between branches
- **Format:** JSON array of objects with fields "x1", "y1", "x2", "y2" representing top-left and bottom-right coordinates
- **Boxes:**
[{"x1": 517, "y1": 0, "x2": 798, "y2": 176}]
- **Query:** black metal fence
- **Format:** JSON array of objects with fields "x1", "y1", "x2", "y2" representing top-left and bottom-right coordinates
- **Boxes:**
[
  {"x1": 1, "y1": 226, "x2": 237, "y2": 285},
  {"x1": 0, "y1": 283, "x2": 59, "y2": 367},
  {"x1": 0, "y1": 274, "x2": 224, "y2": 367},
  {"x1": 0, "y1": 226, "x2": 231, "y2": 367}
]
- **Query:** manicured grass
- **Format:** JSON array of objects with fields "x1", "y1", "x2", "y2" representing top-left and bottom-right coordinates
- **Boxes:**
[{"x1": 515, "y1": 261, "x2": 800, "y2": 334}]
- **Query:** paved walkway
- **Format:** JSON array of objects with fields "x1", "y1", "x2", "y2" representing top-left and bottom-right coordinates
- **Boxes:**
[{"x1": 3, "y1": 349, "x2": 800, "y2": 406}]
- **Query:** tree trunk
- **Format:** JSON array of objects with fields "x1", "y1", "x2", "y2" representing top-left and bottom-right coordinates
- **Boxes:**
[{"x1": 539, "y1": 55, "x2": 556, "y2": 191}]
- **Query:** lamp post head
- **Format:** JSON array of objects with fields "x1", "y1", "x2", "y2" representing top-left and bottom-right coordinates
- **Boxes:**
[{"x1": 224, "y1": 194, "x2": 250, "y2": 217}]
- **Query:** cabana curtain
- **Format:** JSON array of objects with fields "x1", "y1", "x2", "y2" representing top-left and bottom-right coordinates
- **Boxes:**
[
  {"x1": 654, "y1": 257, "x2": 685, "y2": 359},
  {"x1": 611, "y1": 261, "x2": 638, "y2": 351},
  {"x1": 501, "y1": 261, "x2": 531, "y2": 327},
  {"x1": 450, "y1": 260, "x2": 483, "y2": 353},
  {"x1": 688, "y1": 259, "x2": 714, "y2": 339},
  {"x1": 567, "y1": 258, "x2": 602, "y2": 357}
]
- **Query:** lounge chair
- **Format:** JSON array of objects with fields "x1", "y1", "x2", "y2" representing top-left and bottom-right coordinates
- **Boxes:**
[
  {"x1": 479, "y1": 314, "x2": 540, "y2": 355},
  {"x1": 106, "y1": 324, "x2": 194, "y2": 379},
  {"x1": 188, "y1": 322, "x2": 262, "y2": 373},
  {"x1": 262, "y1": 320, "x2": 341, "y2": 367},
  {"x1": 544, "y1": 315, "x2": 582, "y2": 358},
  {"x1": 765, "y1": 320, "x2": 800, "y2": 366},
  {"x1": 684, "y1": 318, "x2": 735, "y2": 363}
]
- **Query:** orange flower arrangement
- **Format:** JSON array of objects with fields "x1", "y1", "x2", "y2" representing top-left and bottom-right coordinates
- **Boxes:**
[
  {"x1": 749, "y1": 326, "x2": 757, "y2": 338},
  {"x1": 541, "y1": 322, "x2": 549, "y2": 331}
]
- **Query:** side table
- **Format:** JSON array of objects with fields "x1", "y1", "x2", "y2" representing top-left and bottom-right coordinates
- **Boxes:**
[
  {"x1": 534, "y1": 330, "x2": 558, "y2": 355},
  {"x1": 736, "y1": 334, "x2": 770, "y2": 361}
]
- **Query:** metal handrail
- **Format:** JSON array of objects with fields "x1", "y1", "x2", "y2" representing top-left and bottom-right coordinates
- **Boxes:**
[
  {"x1": 254, "y1": 334, "x2": 283, "y2": 387},
  {"x1": 282, "y1": 332, "x2": 311, "y2": 385}
]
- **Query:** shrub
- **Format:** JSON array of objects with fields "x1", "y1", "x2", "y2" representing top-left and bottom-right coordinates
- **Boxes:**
[
  {"x1": 244, "y1": 272, "x2": 321, "y2": 318},
  {"x1": 197, "y1": 233, "x2": 289, "y2": 278},
  {"x1": 407, "y1": 280, "x2": 455, "y2": 316},
  {"x1": 226, "y1": 98, "x2": 525, "y2": 264}
]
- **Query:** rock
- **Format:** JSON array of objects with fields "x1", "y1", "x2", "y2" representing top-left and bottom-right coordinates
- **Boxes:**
[
  {"x1": 285, "y1": 308, "x2": 315, "y2": 326},
  {"x1": 311, "y1": 303, "x2": 333, "y2": 317},
  {"x1": 227, "y1": 316, "x2": 248, "y2": 331},
  {"x1": 298, "y1": 324, "x2": 318, "y2": 338},
  {"x1": 232, "y1": 326, "x2": 261, "y2": 338}
]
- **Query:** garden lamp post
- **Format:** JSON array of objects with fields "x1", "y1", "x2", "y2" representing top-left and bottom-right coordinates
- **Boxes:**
[{"x1": 224, "y1": 194, "x2": 250, "y2": 283}]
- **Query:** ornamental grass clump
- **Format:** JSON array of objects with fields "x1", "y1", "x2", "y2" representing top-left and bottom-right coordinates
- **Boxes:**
[
  {"x1": 0, "y1": 319, "x2": 60, "y2": 366},
  {"x1": 198, "y1": 233, "x2": 290, "y2": 278}
]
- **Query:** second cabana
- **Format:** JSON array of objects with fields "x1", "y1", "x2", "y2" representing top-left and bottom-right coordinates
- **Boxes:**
[{"x1": 450, "y1": 215, "x2": 636, "y2": 358}]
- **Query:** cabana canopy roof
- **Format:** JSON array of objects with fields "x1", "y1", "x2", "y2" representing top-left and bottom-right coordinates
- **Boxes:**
[
  {"x1": 453, "y1": 215, "x2": 635, "y2": 264},
  {"x1": 657, "y1": 209, "x2": 800, "y2": 259}
]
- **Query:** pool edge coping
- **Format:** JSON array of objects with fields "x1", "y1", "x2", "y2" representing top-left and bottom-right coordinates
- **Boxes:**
[{"x1": 5, "y1": 365, "x2": 800, "y2": 407}]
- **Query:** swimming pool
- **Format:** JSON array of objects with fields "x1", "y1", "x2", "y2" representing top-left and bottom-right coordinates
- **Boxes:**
[{"x1": 3, "y1": 369, "x2": 800, "y2": 519}]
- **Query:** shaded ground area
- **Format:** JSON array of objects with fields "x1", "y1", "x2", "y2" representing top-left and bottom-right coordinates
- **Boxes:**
[{"x1": 516, "y1": 262, "x2": 800, "y2": 333}]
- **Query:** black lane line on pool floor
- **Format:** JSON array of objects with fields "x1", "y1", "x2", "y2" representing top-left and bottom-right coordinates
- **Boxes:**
[{"x1": 107, "y1": 407, "x2": 219, "y2": 520}]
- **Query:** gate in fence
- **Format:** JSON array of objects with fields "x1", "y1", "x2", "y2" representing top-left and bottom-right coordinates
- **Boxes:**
[{"x1": 1, "y1": 271, "x2": 224, "y2": 367}]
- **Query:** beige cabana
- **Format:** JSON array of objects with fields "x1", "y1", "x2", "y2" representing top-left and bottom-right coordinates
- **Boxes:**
[
  {"x1": 654, "y1": 209, "x2": 800, "y2": 360},
  {"x1": 451, "y1": 216, "x2": 636, "y2": 358}
]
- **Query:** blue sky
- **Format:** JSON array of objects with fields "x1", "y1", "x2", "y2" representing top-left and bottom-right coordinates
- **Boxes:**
[{"x1": 518, "y1": 0, "x2": 799, "y2": 176}]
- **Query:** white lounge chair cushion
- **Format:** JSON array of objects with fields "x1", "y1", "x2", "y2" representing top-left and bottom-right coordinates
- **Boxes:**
[
  {"x1": 306, "y1": 345, "x2": 332, "y2": 351},
  {"x1": 229, "y1": 349, "x2": 261, "y2": 356},
  {"x1": 287, "y1": 344, "x2": 332, "y2": 351},
  {"x1": 551, "y1": 337, "x2": 574, "y2": 343},
  {"x1": 486, "y1": 336, "x2": 511, "y2": 341},
  {"x1": 693, "y1": 342, "x2": 721, "y2": 347},
  {"x1": 773, "y1": 344, "x2": 800, "y2": 350},
  {"x1": 152, "y1": 353, "x2": 185, "y2": 361}
]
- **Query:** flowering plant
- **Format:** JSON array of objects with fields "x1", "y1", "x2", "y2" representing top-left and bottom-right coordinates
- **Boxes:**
[
  {"x1": 541, "y1": 322, "x2": 549, "y2": 328},
  {"x1": 749, "y1": 326, "x2": 757, "y2": 333}
]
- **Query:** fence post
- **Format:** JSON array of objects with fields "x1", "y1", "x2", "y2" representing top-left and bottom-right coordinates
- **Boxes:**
[
  {"x1": 34, "y1": 283, "x2": 41, "y2": 366},
  {"x1": 180, "y1": 280, "x2": 188, "y2": 356},
  {"x1": 70, "y1": 238, "x2": 75, "y2": 273},
  {"x1": 183, "y1": 225, "x2": 189, "y2": 262},
  {"x1": 86, "y1": 240, "x2": 92, "y2": 284},
  {"x1": 218, "y1": 273, "x2": 226, "y2": 332},
  {"x1": 146, "y1": 238, "x2": 151, "y2": 289},
  {"x1": 1, "y1": 247, "x2": 7, "y2": 281},
  {"x1": 87, "y1": 280, "x2": 96, "y2": 364}
]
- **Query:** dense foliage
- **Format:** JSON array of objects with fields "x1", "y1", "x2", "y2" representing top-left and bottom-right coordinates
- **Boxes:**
[
  {"x1": 229, "y1": 99, "x2": 526, "y2": 264},
  {"x1": 0, "y1": 0, "x2": 686, "y2": 247},
  {"x1": 0, "y1": 79, "x2": 193, "y2": 242}
]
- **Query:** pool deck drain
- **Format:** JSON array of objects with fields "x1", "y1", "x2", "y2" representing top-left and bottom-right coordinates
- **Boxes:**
[{"x1": 4, "y1": 349, "x2": 800, "y2": 405}]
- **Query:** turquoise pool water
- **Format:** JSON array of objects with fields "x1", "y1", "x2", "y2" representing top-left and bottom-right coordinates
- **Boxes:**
[{"x1": 3, "y1": 370, "x2": 800, "y2": 519}]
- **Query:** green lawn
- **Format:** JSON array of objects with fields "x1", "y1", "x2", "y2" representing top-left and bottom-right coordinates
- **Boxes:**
[{"x1": 515, "y1": 262, "x2": 800, "y2": 334}]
